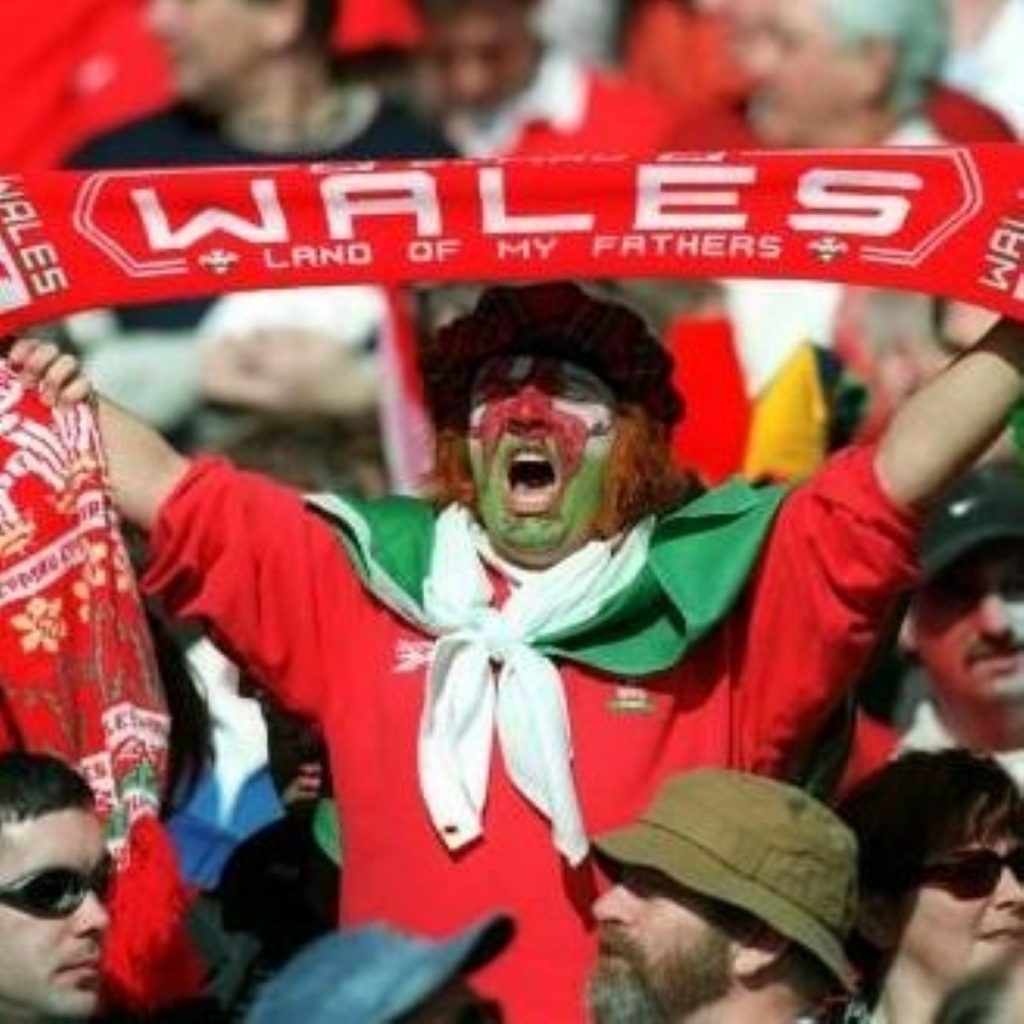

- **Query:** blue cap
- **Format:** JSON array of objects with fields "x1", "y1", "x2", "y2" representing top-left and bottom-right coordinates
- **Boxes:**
[{"x1": 246, "y1": 914, "x2": 514, "y2": 1023}]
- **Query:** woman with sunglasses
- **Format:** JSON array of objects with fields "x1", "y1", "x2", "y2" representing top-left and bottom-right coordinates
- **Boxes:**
[{"x1": 835, "y1": 748, "x2": 1024, "y2": 1024}]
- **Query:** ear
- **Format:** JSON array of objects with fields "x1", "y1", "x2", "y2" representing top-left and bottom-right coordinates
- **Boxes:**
[
  {"x1": 732, "y1": 927, "x2": 789, "y2": 982},
  {"x1": 855, "y1": 890, "x2": 907, "y2": 953}
]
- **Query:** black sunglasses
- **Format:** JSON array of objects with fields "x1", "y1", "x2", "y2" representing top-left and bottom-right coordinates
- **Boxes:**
[
  {"x1": 918, "y1": 847, "x2": 1024, "y2": 900},
  {"x1": 0, "y1": 857, "x2": 113, "y2": 920}
]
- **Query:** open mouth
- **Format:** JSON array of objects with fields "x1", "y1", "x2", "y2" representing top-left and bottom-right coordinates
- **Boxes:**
[{"x1": 505, "y1": 450, "x2": 561, "y2": 515}]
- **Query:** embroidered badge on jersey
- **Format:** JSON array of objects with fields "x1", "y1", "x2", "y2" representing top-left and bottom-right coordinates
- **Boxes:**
[{"x1": 607, "y1": 683, "x2": 656, "y2": 715}]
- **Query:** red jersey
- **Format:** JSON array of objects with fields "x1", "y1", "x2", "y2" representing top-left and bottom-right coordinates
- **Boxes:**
[{"x1": 144, "y1": 444, "x2": 918, "y2": 1022}]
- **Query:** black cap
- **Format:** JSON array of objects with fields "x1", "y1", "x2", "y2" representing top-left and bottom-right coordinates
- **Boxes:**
[{"x1": 921, "y1": 463, "x2": 1024, "y2": 581}]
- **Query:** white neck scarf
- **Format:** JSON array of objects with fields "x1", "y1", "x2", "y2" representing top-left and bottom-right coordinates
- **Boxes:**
[{"x1": 418, "y1": 505, "x2": 653, "y2": 864}]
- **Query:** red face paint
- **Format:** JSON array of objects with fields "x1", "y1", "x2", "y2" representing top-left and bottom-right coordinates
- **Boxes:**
[{"x1": 471, "y1": 362, "x2": 590, "y2": 478}]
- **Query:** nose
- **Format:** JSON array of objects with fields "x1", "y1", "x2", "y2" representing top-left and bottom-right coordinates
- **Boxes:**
[
  {"x1": 992, "y1": 869, "x2": 1024, "y2": 920},
  {"x1": 73, "y1": 890, "x2": 110, "y2": 937},
  {"x1": 740, "y1": 35, "x2": 780, "y2": 88},
  {"x1": 977, "y1": 592, "x2": 1014, "y2": 637},
  {"x1": 593, "y1": 883, "x2": 638, "y2": 926},
  {"x1": 506, "y1": 386, "x2": 552, "y2": 431},
  {"x1": 730, "y1": 13, "x2": 781, "y2": 89},
  {"x1": 445, "y1": 56, "x2": 499, "y2": 110}
]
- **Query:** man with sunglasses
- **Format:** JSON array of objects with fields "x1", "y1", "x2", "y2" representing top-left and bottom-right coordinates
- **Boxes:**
[{"x1": 0, "y1": 752, "x2": 110, "y2": 1022}]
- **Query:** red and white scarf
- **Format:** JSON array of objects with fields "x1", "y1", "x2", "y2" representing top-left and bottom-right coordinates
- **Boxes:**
[
  {"x1": 0, "y1": 367, "x2": 201, "y2": 1009},
  {"x1": 0, "y1": 147, "x2": 1022, "y2": 332}
]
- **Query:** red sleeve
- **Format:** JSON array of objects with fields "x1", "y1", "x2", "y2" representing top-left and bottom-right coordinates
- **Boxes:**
[
  {"x1": 142, "y1": 456, "x2": 360, "y2": 718},
  {"x1": 737, "y1": 444, "x2": 921, "y2": 773}
]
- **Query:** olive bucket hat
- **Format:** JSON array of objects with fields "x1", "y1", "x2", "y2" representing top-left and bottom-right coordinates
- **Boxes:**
[{"x1": 594, "y1": 769, "x2": 859, "y2": 991}]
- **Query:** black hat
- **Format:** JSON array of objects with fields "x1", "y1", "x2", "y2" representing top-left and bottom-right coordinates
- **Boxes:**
[{"x1": 921, "y1": 463, "x2": 1024, "y2": 581}]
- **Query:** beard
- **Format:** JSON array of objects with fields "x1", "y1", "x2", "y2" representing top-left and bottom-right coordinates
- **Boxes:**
[
  {"x1": 589, "y1": 961, "x2": 667, "y2": 1024},
  {"x1": 588, "y1": 925, "x2": 733, "y2": 1024}
]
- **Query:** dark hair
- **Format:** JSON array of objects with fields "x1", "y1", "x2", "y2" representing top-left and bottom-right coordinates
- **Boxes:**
[
  {"x1": 299, "y1": 0, "x2": 338, "y2": 47},
  {"x1": 836, "y1": 750, "x2": 1024, "y2": 1003},
  {"x1": 420, "y1": 0, "x2": 536, "y2": 21},
  {"x1": 146, "y1": 608, "x2": 213, "y2": 815},
  {"x1": 214, "y1": 411, "x2": 387, "y2": 497},
  {"x1": 837, "y1": 749, "x2": 1024, "y2": 896},
  {"x1": 0, "y1": 752, "x2": 94, "y2": 828}
]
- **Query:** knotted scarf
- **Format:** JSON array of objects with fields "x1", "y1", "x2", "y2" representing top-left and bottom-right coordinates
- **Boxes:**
[{"x1": 419, "y1": 506, "x2": 653, "y2": 864}]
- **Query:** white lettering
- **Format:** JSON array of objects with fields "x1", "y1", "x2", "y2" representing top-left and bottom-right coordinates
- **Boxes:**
[
  {"x1": 320, "y1": 172, "x2": 441, "y2": 238},
  {"x1": 635, "y1": 165, "x2": 755, "y2": 231},
  {"x1": 132, "y1": 179, "x2": 288, "y2": 249},
  {"x1": 407, "y1": 238, "x2": 461, "y2": 261},
  {"x1": 789, "y1": 169, "x2": 921, "y2": 236},
  {"x1": 480, "y1": 168, "x2": 594, "y2": 234}
]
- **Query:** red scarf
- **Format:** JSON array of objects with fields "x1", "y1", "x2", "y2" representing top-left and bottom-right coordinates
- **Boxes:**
[
  {"x1": 0, "y1": 147, "x2": 1021, "y2": 331},
  {"x1": 0, "y1": 367, "x2": 201, "y2": 1008}
]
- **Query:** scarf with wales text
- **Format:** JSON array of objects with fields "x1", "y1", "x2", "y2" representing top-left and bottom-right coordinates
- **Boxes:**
[{"x1": 0, "y1": 147, "x2": 1023, "y2": 332}]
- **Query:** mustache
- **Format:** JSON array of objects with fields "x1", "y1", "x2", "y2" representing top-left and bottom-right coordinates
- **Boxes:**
[
  {"x1": 597, "y1": 926, "x2": 647, "y2": 965},
  {"x1": 967, "y1": 638, "x2": 1024, "y2": 664}
]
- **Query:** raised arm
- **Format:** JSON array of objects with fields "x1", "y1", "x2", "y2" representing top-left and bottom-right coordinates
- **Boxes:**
[
  {"x1": 875, "y1": 318, "x2": 1024, "y2": 510},
  {"x1": 7, "y1": 339, "x2": 189, "y2": 531}
]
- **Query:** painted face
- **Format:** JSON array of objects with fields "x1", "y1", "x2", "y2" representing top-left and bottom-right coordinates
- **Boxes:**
[
  {"x1": 0, "y1": 809, "x2": 109, "y2": 1021},
  {"x1": 909, "y1": 542, "x2": 1024, "y2": 746},
  {"x1": 892, "y1": 838, "x2": 1024, "y2": 1002},
  {"x1": 468, "y1": 356, "x2": 616, "y2": 569},
  {"x1": 590, "y1": 867, "x2": 732, "y2": 1022}
]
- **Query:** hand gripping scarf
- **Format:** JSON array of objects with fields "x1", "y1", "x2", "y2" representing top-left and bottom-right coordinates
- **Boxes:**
[
  {"x1": 0, "y1": 367, "x2": 202, "y2": 1010},
  {"x1": 1, "y1": 147, "x2": 1024, "y2": 332}
]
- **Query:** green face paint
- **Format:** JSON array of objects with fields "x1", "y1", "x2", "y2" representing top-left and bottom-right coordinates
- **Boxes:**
[{"x1": 468, "y1": 358, "x2": 616, "y2": 568}]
